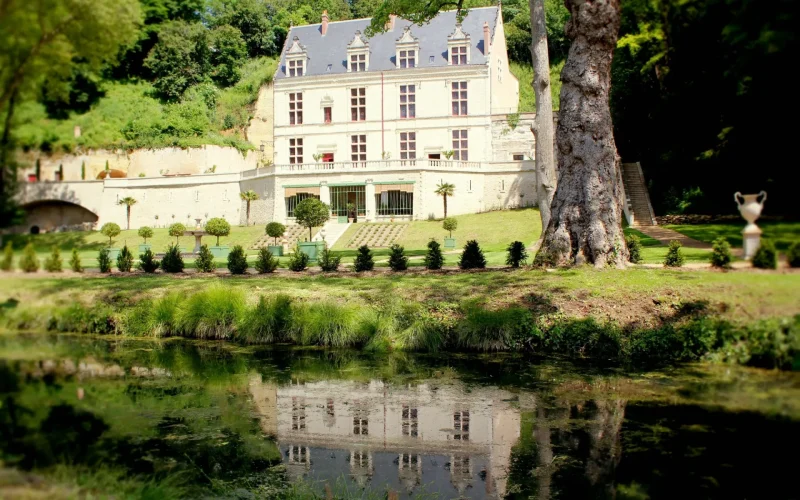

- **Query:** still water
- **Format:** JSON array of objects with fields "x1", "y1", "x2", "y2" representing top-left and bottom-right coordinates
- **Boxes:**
[{"x1": 1, "y1": 333, "x2": 799, "y2": 499}]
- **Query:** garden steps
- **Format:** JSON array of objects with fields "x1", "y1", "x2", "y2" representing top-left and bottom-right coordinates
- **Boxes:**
[
  {"x1": 622, "y1": 162, "x2": 657, "y2": 226},
  {"x1": 344, "y1": 223, "x2": 408, "y2": 248},
  {"x1": 635, "y1": 226, "x2": 711, "y2": 249},
  {"x1": 313, "y1": 221, "x2": 350, "y2": 247}
]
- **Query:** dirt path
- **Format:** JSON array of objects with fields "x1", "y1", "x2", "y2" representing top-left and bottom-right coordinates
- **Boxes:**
[{"x1": 635, "y1": 226, "x2": 711, "y2": 249}]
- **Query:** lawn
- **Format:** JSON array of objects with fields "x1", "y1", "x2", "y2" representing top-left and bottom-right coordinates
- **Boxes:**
[
  {"x1": 666, "y1": 221, "x2": 800, "y2": 250},
  {"x1": 624, "y1": 228, "x2": 712, "y2": 264}
]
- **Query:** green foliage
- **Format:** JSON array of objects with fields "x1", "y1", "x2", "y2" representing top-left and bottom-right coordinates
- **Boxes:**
[
  {"x1": 752, "y1": 239, "x2": 777, "y2": 270},
  {"x1": 205, "y1": 217, "x2": 231, "y2": 246},
  {"x1": 100, "y1": 223, "x2": 121, "y2": 246},
  {"x1": 354, "y1": 245, "x2": 374, "y2": 272},
  {"x1": 138, "y1": 248, "x2": 160, "y2": 273},
  {"x1": 788, "y1": 242, "x2": 800, "y2": 268},
  {"x1": 254, "y1": 247, "x2": 278, "y2": 273},
  {"x1": 266, "y1": 222, "x2": 286, "y2": 244},
  {"x1": 145, "y1": 21, "x2": 210, "y2": 100},
  {"x1": 1, "y1": 242, "x2": 14, "y2": 271},
  {"x1": 117, "y1": 245, "x2": 134, "y2": 272},
  {"x1": 287, "y1": 245, "x2": 309, "y2": 272},
  {"x1": 168, "y1": 223, "x2": 186, "y2": 243},
  {"x1": 236, "y1": 294, "x2": 293, "y2": 343},
  {"x1": 318, "y1": 246, "x2": 341, "y2": 272},
  {"x1": 177, "y1": 286, "x2": 246, "y2": 338},
  {"x1": 290, "y1": 301, "x2": 369, "y2": 347},
  {"x1": 510, "y1": 61, "x2": 564, "y2": 112},
  {"x1": 459, "y1": 240, "x2": 487, "y2": 269},
  {"x1": 710, "y1": 237, "x2": 733, "y2": 269},
  {"x1": 663, "y1": 240, "x2": 685, "y2": 267},
  {"x1": 457, "y1": 305, "x2": 535, "y2": 351},
  {"x1": 44, "y1": 246, "x2": 63, "y2": 272},
  {"x1": 209, "y1": 25, "x2": 247, "y2": 86},
  {"x1": 125, "y1": 292, "x2": 184, "y2": 337},
  {"x1": 294, "y1": 198, "x2": 330, "y2": 240},
  {"x1": 227, "y1": 245, "x2": 248, "y2": 274},
  {"x1": 442, "y1": 217, "x2": 457, "y2": 237},
  {"x1": 18, "y1": 243, "x2": 39, "y2": 272},
  {"x1": 625, "y1": 234, "x2": 643, "y2": 264},
  {"x1": 69, "y1": 249, "x2": 83, "y2": 273},
  {"x1": 424, "y1": 240, "x2": 444, "y2": 270},
  {"x1": 138, "y1": 226, "x2": 154, "y2": 243},
  {"x1": 388, "y1": 244, "x2": 408, "y2": 272},
  {"x1": 161, "y1": 244, "x2": 184, "y2": 273},
  {"x1": 193, "y1": 244, "x2": 215, "y2": 272},
  {"x1": 97, "y1": 248, "x2": 111, "y2": 273},
  {"x1": 506, "y1": 241, "x2": 528, "y2": 268}
]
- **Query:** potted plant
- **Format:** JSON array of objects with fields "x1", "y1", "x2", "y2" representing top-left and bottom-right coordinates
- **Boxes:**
[
  {"x1": 100, "y1": 223, "x2": 122, "y2": 259},
  {"x1": 294, "y1": 198, "x2": 330, "y2": 261},
  {"x1": 443, "y1": 217, "x2": 458, "y2": 249},
  {"x1": 205, "y1": 218, "x2": 231, "y2": 258},
  {"x1": 168, "y1": 222, "x2": 186, "y2": 252},
  {"x1": 138, "y1": 226, "x2": 154, "y2": 253},
  {"x1": 266, "y1": 222, "x2": 286, "y2": 256},
  {"x1": 346, "y1": 203, "x2": 357, "y2": 223}
]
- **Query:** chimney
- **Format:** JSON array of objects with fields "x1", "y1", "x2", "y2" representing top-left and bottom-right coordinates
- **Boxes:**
[
  {"x1": 483, "y1": 21, "x2": 490, "y2": 55},
  {"x1": 321, "y1": 10, "x2": 329, "y2": 36},
  {"x1": 385, "y1": 14, "x2": 396, "y2": 32}
]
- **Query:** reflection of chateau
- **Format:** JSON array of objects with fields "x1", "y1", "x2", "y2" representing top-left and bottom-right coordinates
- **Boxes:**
[{"x1": 249, "y1": 377, "x2": 519, "y2": 498}]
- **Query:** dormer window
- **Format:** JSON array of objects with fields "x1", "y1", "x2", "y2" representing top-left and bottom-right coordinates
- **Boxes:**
[
  {"x1": 347, "y1": 31, "x2": 369, "y2": 73},
  {"x1": 286, "y1": 36, "x2": 307, "y2": 77},
  {"x1": 447, "y1": 24, "x2": 471, "y2": 66},
  {"x1": 395, "y1": 26, "x2": 419, "y2": 69},
  {"x1": 399, "y1": 50, "x2": 415, "y2": 68}
]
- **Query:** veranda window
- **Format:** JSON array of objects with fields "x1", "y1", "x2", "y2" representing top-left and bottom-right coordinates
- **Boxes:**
[
  {"x1": 375, "y1": 183, "x2": 414, "y2": 217},
  {"x1": 285, "y1": 188, "x2": 320, "y2": 217}
]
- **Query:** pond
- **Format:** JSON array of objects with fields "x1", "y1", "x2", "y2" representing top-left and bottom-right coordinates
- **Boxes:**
[{"x1": 1, "y1": 333, "x2": 799, "y2": 499}]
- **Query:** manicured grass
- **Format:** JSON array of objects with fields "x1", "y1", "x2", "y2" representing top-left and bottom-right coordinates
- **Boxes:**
[
  {"x1": 624, "y1": 228, "x2": 712, "y2": 264},
  {"x1": 666, "y1": 221, "x2": 800, "y2": 250}
]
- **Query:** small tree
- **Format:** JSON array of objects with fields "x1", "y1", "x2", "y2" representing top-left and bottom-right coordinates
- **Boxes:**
[
  {"x1": 161, "y1": 244, "x2": 184, "y2": 273},
  {"x1": 168, "y1": 223, "x2": 186, "y2": 244},
  {"x1": 205, "y1": 218, "x2": 231, "y2": 246},
  {"x1": 318, "y1": 246, "x2": 341, "y2": 272},
  {"x1": 97, "y1": 248, "x2": 112, "y2": 273},
  {"x1": 388, "y1": 244, "x2": 408, "y2": 271},
  {"x1": 1, "y1": 242, "x2": 13, "y2": 271},
  {"x1": 70, "y1": 249, "x2": 83, "y2": 272},
  {"x1": 459, "y1": 240, "x2": 487, "y2": 269},
  {"x1": 752, "y1": 240, "x2": 777, "y2": 270},
  {"x1": 44, "y1": 246, "x2": 63, "y2": 272},
  {"x1": 240, "y1": 190, "x2": 259, "y2": 226},
  {"x1": 19, "y1": 243, "x2": 39, "y2": 273},
  {"x1": 195, "y1": 244, "x2": 215, "y2": 272},
  {"x1": 266, "y1": 222, "x2": 286, "y2": 245},
  {"x1": 117, "y1": 245, "x2": 134, "y2": 272},
  {"x1": 710, "y1": 237, "x2": 733, "y2": 269},
  {"x1": 138, "y1": 248, "x2": 160, "y2": 273},
  {"x1": 506, "y1": 241, "x2": 528, "y2": 268},
  {"x1": 625, "y1": 234, "x2": 643, "y2": 264},
  {"x1": 255, "y1": 247, "x2": 278, "y2": 273},
  {"x1": 294, "y1": 198, "x2": 330, "y2": 241},
  {"x1": 138, "y1": 226, "x2": 154, "y2": 244},
  {"x1": 287, "y1": 245, "x2": 309, "y2": 272},
  {"x1": 100, "y1": 222, "x2": 121, "y2": 246},
  {"x1": 353, "y1": 245, "x2": 374, "y2": 272},
  {"x1": 424, "y1": 240, "x2": 444, "y2": 270},
  {"x1": 442, "y1": 218, "x2": 458, "y2": 238},
  {"x1": 788, "y1": 242, "x2": 800, "y2": 268},
  {"x1": 118, "y1": 197, "x2": 138, "y2": 230},
  {"x1": 434, "y1": 182, "x2": 455, "y2": 218},
  {"x1": 664, "y1": 240, "x2": 685, "y2": 268},
  {"x1": 227, "y1": 245, "x2": 248, "y2": 274}
]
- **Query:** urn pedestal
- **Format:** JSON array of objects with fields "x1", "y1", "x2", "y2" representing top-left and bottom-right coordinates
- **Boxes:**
[{"x1": 735, "y1": 191, "x2": 767, "y2": 260}]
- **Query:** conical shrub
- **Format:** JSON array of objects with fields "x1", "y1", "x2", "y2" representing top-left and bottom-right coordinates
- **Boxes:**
[
  {"x1": 459, "y1": 240, "x2": 486, "y2": 269},
  {"x1": 19, "y1": 243, "x2": 39, "y2": 273},
  {"x1": 44, "y1": 247, "x2": 62, "y2": 272}
]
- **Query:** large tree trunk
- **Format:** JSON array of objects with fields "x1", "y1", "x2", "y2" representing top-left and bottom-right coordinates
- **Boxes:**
[
  {"x1": 538, "y1": 0, "x2": 627, "y2": 267},
  {"x1": 529, "y1": 0, "x2": 557, "y2": 239}
]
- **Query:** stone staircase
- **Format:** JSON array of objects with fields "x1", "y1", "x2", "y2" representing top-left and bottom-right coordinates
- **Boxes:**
[
  {"x1": 251, "y1": 224, "x2": 311, "y2": 249},
  {"x1": 621, "y1": 162, "x2": 657, "y2": 227},
  {"x1": 313, "y1": 221, "x2": 351, "y2": 247},
  {"x1": 344, "y1": 223, "x2": 408, "y2": 248}
]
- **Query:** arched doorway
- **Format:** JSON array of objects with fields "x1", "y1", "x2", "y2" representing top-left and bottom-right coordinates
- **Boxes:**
[{"x1": 19, "y1": 200, "x2": 99, "y2": 233}]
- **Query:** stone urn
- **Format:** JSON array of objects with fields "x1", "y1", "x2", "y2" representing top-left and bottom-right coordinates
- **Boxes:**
[{"x1": 735, "y1": 191, "x2": 767, "y2": 259}]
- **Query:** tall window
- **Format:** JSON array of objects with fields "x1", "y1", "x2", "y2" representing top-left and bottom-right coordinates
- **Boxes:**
[
  {"x1": 451, "y1": 82, "x2": 467, "y2": 116},
  {"x1": 453, "y1": 410, "x2": 470, "y2": 441},
  {"x1": 399, "y1": 50, "x2": 415, "y2": 68},
  {"x1": 400, "y1": 132, "x2": 416, "y2": 163},
  {"x1": 289, "y1": 92, "x2": 303, "y2": 125},
  {"x1": 350, "y1": 88, "x2": 366, "y2": 121},
  {"x1": 289, "y1": 138, "x2": 303, "y2": 164},
  {"x1": 452, "y1": 130, "x2": 468, "y2": 161},
  {"x1": 351, "y1": 134, "x2": 367, "y2": 163},
  {"x1": 451, "y1": 45, "x2": 467, "y2": 65},
  {"x1": 353, "y1": 412, "x2": 368, "y2": 435},
  {"x1": 402, "y1": 405, "x2": 419, "y2": 437},
  {"x1": 324, "y1": 106, "x2": 332, "y2": 124},
  {"x1": 400, "y1": 85, "x2": 415, "y2": 118},
  {"x1": 350, "y1": 53, "x2": 366, "y2": 72},
  {"x1": 288, "y1": 59, "x2": 304, "y2": 77}
]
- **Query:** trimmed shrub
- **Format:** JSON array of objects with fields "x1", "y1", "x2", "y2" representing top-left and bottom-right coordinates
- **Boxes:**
[
  {"x1": 100, "y1": 222, "x2": 121, "y2": 246},
  {"x1": 19, "y1": 243, "x2": 39, "y2": 273},
  {"x1": 69, "y1": 249, "x2": 83, "y2": 272},
  {"x1": 353, "y1": 245, "x2": 374, "y2": 272},
  {"x1": 236, "y1": 294, "x2": 293, "y2": 343},
  {"x1": 44, "y1": 247, "x2": 63, "y2": 272},
  {"x1": 195, "y1": 244, "x2": 216, "y2": 273},
  {"x1": 138, "y1": 248, "x2": 160, "y2": 273},
  {"x1": 266, "y1": 222, "x2": 286, "y2": 245},
  {"x1": 388, "y1": 244, "x2": 408, "y2": 271},
  {"x1": 97, "y1": 248, "x2": 112, "y2": 273},
  {"x1": 117, "y1": 245, "x2": 134, "y2": 272},
  {"x1": 294, "y1": 198, "x2": 330, "y2": 241},
  {"x1": 459, "y1": 240, "x2": 487, "y2": 269},
  {"x1": 1, "y1": 242, "x2": 13, "y2": 271},
  {"x1": 424, "y1": 240, "x2": 444, "y2": 270},
  {"x1": 752, "y1": 239, "x2": 777, "y2": 269},
  {"x1": 205, "y1": 217, "x2": 231, "y2": 246},
  {"x1": 318, "y1": 246, "x2": 341, "y2": 272},
  {"x1": 625, "y1": 234, "x2": 643, "y2": 264},
  {"x1": 168, "y1": 223, "x2": 186, "y2": 244},
  {"x1": 227, "y1": 245, "x2": 248, "y2": 274},
  {"x1": 506, "y1": 241, "x2": 528, "y2": 268},
  {"x1": 254, "y1": 247, "x2": 278, "y2": 273},
  {"x1": 290, "y1": 301, "x2": 369, "y2": 347},
  {"x1": 138, "y1": 226, "x2": 154, "y2": 244},
  {"x1": 177, "y1": 286, "x2": 245, "y2": 339},
  {"x1": 788, "y1": 242, "x2": 800, "y2": 268},
  {"x1": 287, "y1": 245, "x2": 309, "y2": 272},
  {"x1": 161, "y1": 244, "x2": 184, "y2": 273},
  {"x1": 442, "y1": 217, "x2": 457, "y2": 238},
  {"x1": 710, "y1": 237, "x2": 733, "y2": 269},
  {"x1": 663, "y1": 240, "x2": 685, "y2": 267}
]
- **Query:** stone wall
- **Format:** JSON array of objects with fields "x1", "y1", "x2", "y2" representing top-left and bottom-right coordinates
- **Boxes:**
[{"x1": 490, "y1": 112, "x2": 536, "y2": 162}]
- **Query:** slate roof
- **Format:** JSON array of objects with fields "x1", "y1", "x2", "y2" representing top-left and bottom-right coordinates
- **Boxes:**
[{"x1": 275, "y1": 7, "x2": 499, "y2": 80}]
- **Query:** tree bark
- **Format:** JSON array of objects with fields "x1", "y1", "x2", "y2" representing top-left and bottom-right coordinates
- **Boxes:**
[
  {"x1": 126, "y1": 206, "x2": 131, "y2": 230},
  {"x1": 529, "y1": 0, "x2": 557, "y2": 239},
  {"x1": 538, "y1": 0, "x2": 627, "y2": 267},
  {"x1": 246, "y1": 202, "x2": 251, "y2": 225},
  {"x1": 443, "y1": 195, "x2": 448, "y2": 219}
]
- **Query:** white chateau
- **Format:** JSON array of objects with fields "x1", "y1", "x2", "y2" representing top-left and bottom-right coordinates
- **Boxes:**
[{"x1": 16, "y1": 6, "x2": 537, "y2": 233}]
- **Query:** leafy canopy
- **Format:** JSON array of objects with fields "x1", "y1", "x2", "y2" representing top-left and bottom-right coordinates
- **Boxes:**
[{"x1": 205, "y1": 217, "x2": 231, "y2": 246}]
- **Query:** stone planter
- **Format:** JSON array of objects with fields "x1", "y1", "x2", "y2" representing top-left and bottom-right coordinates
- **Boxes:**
[
  {"x1": 337, "y1": 215, "x2": 348, "y2": 223},
  {"x1": 298, "y1": 241, "x2": 324, "y2": 261},
  {"x1": 444, "y1": 238, "x2": 457, "y2": 249},
  {"x1": 138, "y1": 244, "x2": 151, "y2": 254},
  {"x1": 210, "y1": 246, "x2": 230, "y2": 258},
  {"x1": 268, "y1": 245, "x2": 284, "y2": 257},
  {"x1": 106, "y1": 248, "x2": 121, "y2": 260}
]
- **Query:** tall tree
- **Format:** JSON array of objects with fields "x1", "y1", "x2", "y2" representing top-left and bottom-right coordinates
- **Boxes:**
[
  {"x1": 538, "y1": 0, "x2": 626, "y2": 267},
  {"x1": 118, "y1": 197, "x2": 138, "y2": 230},
  {"x1": 145, "y1": 20, "x2": 210, "y2": 100},
  {"x1": 434, "y1": 182, "x2": 455, "y2": 219}
]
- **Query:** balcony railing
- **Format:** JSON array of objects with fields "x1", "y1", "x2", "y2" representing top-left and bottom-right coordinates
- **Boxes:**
[{"x1": 272, "y1": 159, "x2": 484, "y2": 173}]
